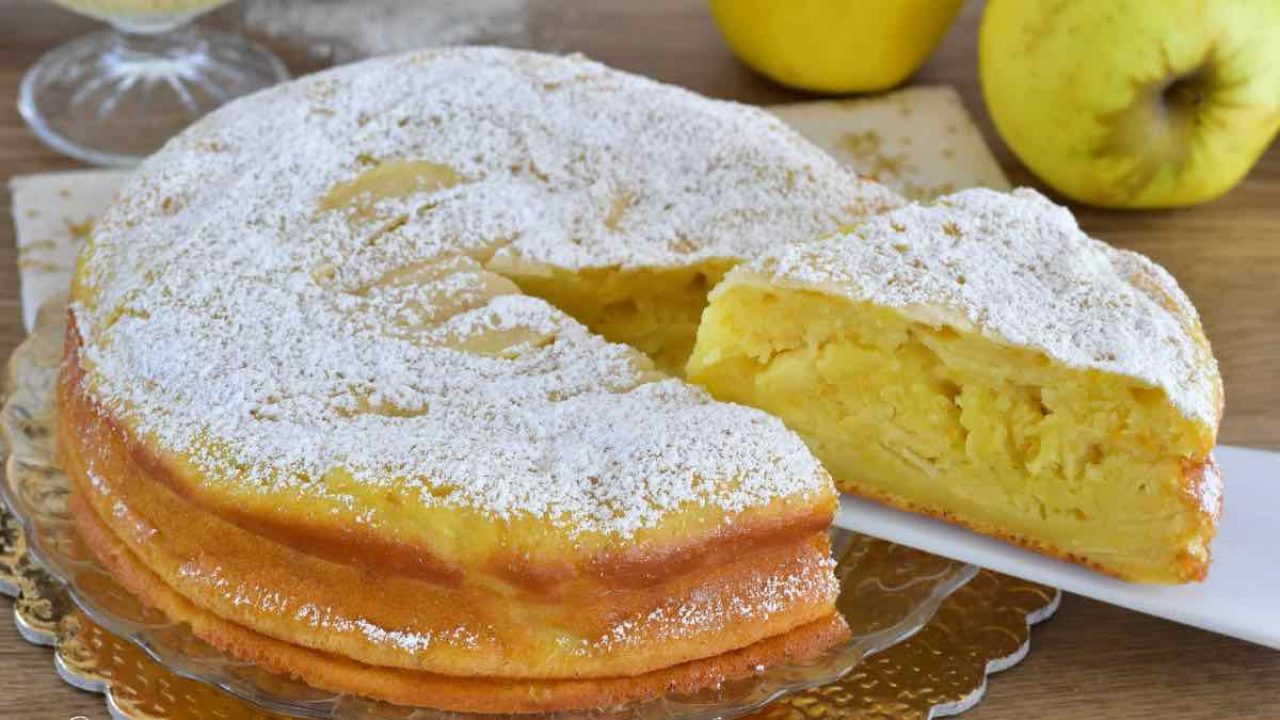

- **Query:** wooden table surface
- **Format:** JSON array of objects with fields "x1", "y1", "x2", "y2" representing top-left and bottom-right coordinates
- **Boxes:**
[{"x1": 1, "y1": 0, "x2": 1277, "y2": 717}]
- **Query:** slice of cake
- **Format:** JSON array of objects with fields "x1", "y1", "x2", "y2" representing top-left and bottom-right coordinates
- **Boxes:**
[{"x1": 687, "y1": 188, "x2": 1222, "y2": 583}]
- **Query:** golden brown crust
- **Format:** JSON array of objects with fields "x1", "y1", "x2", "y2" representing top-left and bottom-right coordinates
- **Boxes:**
[{"x1": 69, "y1": 486, "x2": 849, "y2": 713}]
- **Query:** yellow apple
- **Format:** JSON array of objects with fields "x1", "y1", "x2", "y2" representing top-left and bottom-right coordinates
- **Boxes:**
[
  {"x1": 709, "y1": 0, "x2": 963, "y2": 94},
  {"x1": 980, "y1": 0, "x2": 1280, "y2": 209}
]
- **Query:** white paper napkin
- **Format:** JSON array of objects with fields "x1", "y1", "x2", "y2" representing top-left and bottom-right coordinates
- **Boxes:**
[
  {"x1": 771, "y1": 86, "x2": 1010, "y2": 200},
  {"x1": 10, "y1": 168, "x2": 129, "y2": 331}
]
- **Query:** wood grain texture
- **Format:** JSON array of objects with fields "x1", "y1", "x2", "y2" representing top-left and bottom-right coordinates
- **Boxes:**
[{"x1": 0, "y1": 0, "x2": 1277, "y2": 718}]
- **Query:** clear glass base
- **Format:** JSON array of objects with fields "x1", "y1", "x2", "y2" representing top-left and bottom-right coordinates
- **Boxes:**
[{"x1": 18, "y1": 25, "x2": 288, "y2": 167}]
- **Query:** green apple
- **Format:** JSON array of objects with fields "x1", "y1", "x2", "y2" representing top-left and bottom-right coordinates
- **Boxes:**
[{"x1": 980, "y1": 0, "x2": 1279, "y2": 209}]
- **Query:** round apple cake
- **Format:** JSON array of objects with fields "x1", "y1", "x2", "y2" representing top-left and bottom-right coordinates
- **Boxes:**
[{"x1": 58, "y1": 47, "x2": 902, "y2": 712}]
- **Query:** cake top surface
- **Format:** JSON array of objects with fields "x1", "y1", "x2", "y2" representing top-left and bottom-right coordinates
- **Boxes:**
[
  {"x1": 108, "y1": 45, "x2": 898, "y2": 275},
  {"x1": 70, "y1": 47, "x2": 885, "y2": 543},
  {"x1": 729, "y1": 188, "x2": 1222, "y2": 426}
]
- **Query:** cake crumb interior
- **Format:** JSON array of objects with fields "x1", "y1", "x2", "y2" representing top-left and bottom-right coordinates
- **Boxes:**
[{"x1": 687, "y1": 284, "x2": 1216, "y2": 583}]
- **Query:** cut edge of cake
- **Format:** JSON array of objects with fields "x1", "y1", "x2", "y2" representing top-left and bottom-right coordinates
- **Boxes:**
[{"x1": 687, "y1": 188, "x2": 1222, "y2": 584}]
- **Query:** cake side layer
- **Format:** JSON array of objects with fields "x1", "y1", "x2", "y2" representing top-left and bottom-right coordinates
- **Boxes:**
[{"x1": 68, "y1": 486, "x2": 849, "y2": 713}]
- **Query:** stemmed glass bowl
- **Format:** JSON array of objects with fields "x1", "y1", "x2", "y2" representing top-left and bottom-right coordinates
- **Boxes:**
[{"x1": 19, "y1": 0, "x2": 288, "y2": 166}]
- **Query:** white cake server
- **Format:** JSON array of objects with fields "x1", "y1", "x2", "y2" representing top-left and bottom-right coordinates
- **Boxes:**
[{"x1": 834, "y1": 444, "x2": 1280, "y2": 649}]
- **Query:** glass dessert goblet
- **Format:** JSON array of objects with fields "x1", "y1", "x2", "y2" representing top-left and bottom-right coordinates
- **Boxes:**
[{"x1": 19, "y1": 0, "x2": 289, "y2": 167}]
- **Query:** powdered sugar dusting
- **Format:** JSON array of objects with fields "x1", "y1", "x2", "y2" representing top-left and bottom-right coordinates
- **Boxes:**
[
  {"x1": 175, "y1": 562, "x2": 483, "y2": 653},
  {"x1": 70, "y1": 47, "x2": 876, "y2": 542},
  {"x1": 583, "y1": 553, "x2": 838, "y2": 656},
  {"x1": 730, "y1": 188, "x2": 1221, "y2": 426}
]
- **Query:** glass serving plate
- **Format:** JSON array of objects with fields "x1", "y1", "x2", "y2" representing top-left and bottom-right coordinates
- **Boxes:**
[{"x1": 1, "y1": 298, "x2": 978, "y2": 720}]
